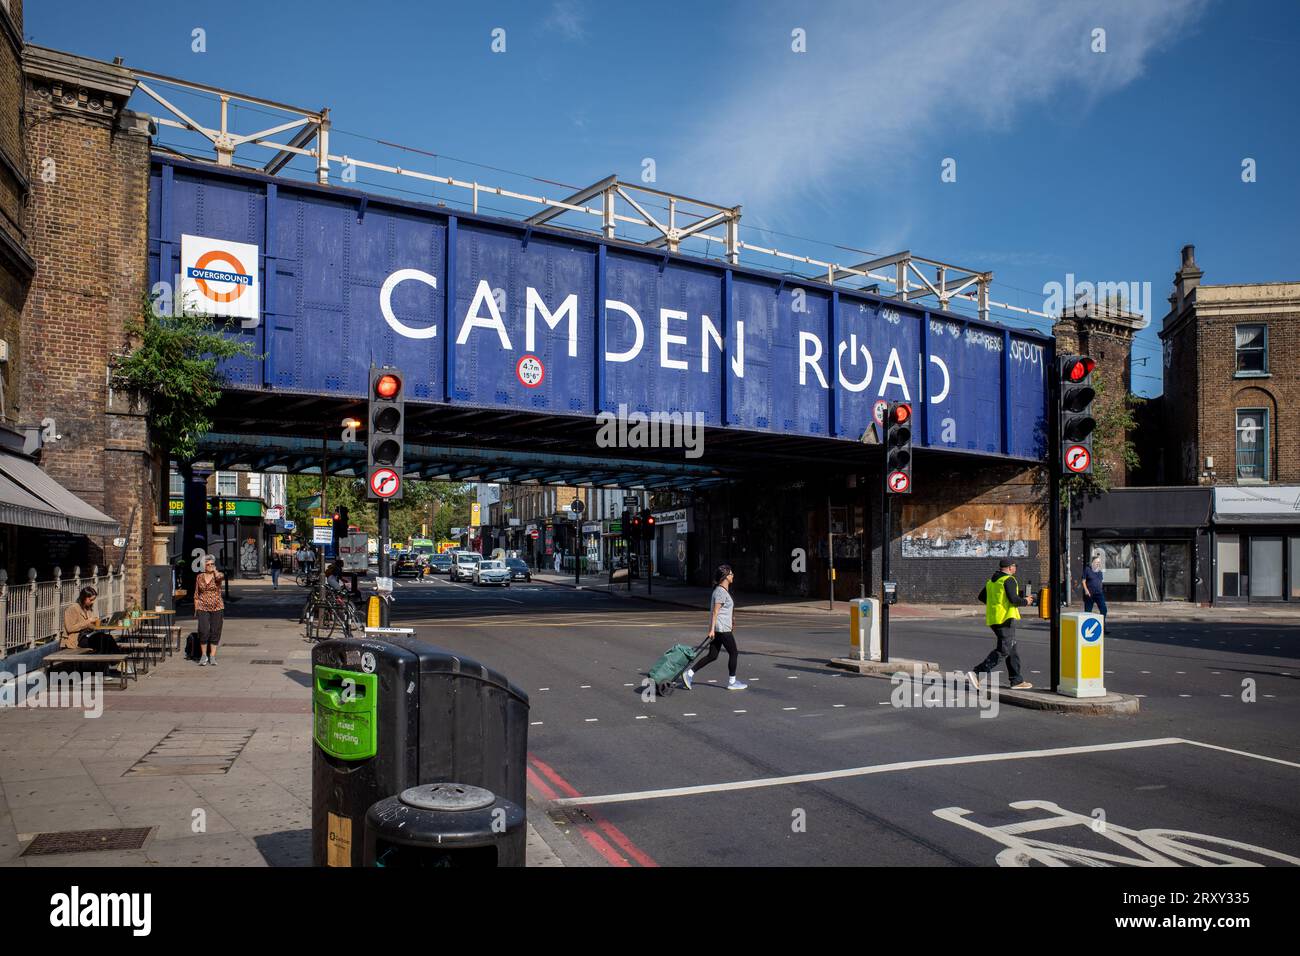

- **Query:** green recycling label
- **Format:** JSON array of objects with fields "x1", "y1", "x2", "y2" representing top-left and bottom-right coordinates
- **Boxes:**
[{"x1": 313, "y1": 665, "x2": 378, "y2": 760}]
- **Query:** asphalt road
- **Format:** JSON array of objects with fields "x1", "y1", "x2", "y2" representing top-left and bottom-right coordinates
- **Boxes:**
[{"x1": 377, "y1": 574, "x2": 1300, "y2": 867}]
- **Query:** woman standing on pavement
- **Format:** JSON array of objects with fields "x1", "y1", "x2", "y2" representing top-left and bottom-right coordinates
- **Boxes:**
[
  {"x1": 194, "y1": 555, "x2": 225, "y2": 667},
  {"x1": 269, "y1": 552, "x2": 283, "y2": 589},
  {"x1": 683, "y1": 564, "x2": 747, "y2": 691}
]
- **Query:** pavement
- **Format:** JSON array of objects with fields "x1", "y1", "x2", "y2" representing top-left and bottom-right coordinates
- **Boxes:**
[
  {"x1": 0, "y1": 580, "x2": 563, "y2": 868},
  {"x1": 2, "y1": 573, "x2": 1297, "y2": 867}
]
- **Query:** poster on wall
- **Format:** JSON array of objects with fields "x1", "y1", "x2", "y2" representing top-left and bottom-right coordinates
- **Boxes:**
[
  {"x1": 180, "y1": 234, "x2": 260, "y2": 324},
  {"x1": 900, "y1": 504, "x2": 1040, "y2": 559}
]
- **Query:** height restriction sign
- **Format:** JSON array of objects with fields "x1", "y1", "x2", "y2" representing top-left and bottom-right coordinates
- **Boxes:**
[
  {"x1": 369, "y1": 467, "x2": 401, "y2": 498},
  {"x1": 1064, "y1": 444, "x2": 1091, "y2": 474}
]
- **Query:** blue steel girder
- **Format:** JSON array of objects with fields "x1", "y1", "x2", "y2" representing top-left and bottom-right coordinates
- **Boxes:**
[{"x1": 195, "y1": 433, "x2": 728, "y2": 488}]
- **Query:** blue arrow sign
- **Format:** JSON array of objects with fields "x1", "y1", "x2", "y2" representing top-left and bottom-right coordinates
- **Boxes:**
[{"x1": 1081, "y1": 618, "x2": 1102, "y2": 642}]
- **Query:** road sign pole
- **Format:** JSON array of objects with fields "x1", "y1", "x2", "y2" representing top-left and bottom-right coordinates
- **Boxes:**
[{"x1": 379, "y1": 499, "x2": 391, "y2": 627}]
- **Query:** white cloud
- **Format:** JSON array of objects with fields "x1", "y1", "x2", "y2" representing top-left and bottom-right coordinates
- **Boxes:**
[
  {"x1": 670, "y1": 0, "x2": 1209, "y2": 218},
  {"x1": 545, "y1": 0, "x2": 587, "y2": 42}
]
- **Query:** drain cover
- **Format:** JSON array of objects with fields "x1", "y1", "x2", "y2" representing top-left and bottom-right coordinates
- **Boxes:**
[
  {"x1": 400, "y1": 783, "x2": 495, "y2": 811},
  {"x1": 224, "y1": 642, "x2": 261, "y2": 647},
  {"x1": 125, "y1": 727, "x2": 254, "y2": 776},
  {"x1": 249, "y1": 659, "x2": 284, "y2": 665},
  {"x1": 22, "y1": 826, "x2": 153, "y2": 857}
]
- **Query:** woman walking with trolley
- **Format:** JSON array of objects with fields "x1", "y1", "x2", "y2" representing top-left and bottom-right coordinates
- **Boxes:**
[{"x1": 683, "y1": 564, "x2": 747, "y2": 691}]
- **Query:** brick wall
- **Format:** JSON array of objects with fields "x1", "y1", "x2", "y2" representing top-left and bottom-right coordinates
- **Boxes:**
[
  {"x1": 0, "y1": 0, "x2": 29, "y2": 424},
  {"x1": 20, "y1": 48, "x2": 156, "y2": 598},
  {"x1": 1193, "y1": 306, "x2": 1300, "y2": 483}
]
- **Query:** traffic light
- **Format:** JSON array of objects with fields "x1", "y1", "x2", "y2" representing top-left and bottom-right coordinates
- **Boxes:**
[
  {"x1": 643, "y1": 509, "x2": 656, "y2": 539},
  {"x1": 367, "y1": 366, "x2": 405, "y2": 500},
  {"x1": 332, "y1": 507, "x2": 348, "y2": 543},
  {"x1": 885, "y1": 402, "x2": 913, "y2": 494},
  {"x1": 1059, "y1": 355, "x2": 1097, "y2": 476},
  {"x1": 630, "y1": 511, "x2": 642, "y2": 539}
]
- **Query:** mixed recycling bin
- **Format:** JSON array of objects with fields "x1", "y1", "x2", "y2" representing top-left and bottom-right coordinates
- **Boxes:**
[
  {"x1": 363, "y1": 783, "x2": 525, "y2": 867},
  {"x1": 311, "y1": 635, "x2": 530, "y2": 867}
]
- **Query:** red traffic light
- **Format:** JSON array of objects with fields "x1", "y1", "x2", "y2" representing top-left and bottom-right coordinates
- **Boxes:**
[
  {"x1": 375, "y1": 373, "x2": 402, "y2": 398},
  {"x1": 891, "y1": 403, "x2": 912, "y2": 424},
  {"x1": 1064, "y1": 357, "x2": 1095, "y2": 383},
  {"x1": 646, "y1": 515, "x2": 656, "y2": 526}
]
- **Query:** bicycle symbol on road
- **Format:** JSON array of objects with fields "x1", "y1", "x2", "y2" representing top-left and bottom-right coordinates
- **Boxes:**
[{"x1": 935, "y1": 800, "x2": 1300, "y2": 866}]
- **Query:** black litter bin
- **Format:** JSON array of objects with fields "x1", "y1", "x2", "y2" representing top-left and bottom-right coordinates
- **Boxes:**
[
  {"x1": 311, "y1": 635, "x2": 529, "y2": 867},
  {"x1": 364, "y1": 783, "x2": 525, "y2": 867}
]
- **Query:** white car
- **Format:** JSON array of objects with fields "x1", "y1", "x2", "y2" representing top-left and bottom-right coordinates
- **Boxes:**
[
  {"x1": 474, "y1": 560, "x2": 511, "y2": 587},
  {"x1": 450, "y1": 552, "x2": 481, "y2": 582}
]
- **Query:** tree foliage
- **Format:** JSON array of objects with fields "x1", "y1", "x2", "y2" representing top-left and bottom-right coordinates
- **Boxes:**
[
  {"x1": 283, "y1": 475, "x2": 472, "y2": 545},
  {"x1": 111, "y1": 300, "x2": 258, "y2": 461}
]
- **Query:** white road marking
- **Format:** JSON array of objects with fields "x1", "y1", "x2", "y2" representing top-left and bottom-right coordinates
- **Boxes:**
[
  {"x1": 1134, "y1": 694, "x2": 1147, "y2": 698},
  {"x1": 580, "y1": 685, "x2": 591, "y2": 689},
  {"x1": 1220, "y1": 694, "x2": 1231, "y2": 698},
  {"x1": 1211, "y1": 672, "x2": 1221, "y2": 675},
  {"x1": 682, "y1": 713, "x2": 697, "y2": 717},
  {"x1": 1264, "y1": 694, "x2": 1276, "y2": 699},
  {"x1": 636, "y1": 715, "x2": 649, "y2": 720},
  {"x1": 539, "y1": 687, "x2": 550, "y2": 691},
  {"x1": 530, "y1": 721, "x2": 543, "y2": 726},
  {"x1": 624, "y1": 683, "x2": 634, "y2": 687},
  {"x1": 734, "y1": 710, "x2": 747, "y2": 714},
  {"x1": 1141, "y1": 671, "x2": 1151, "y2": 674},
  {"x1": 1183, "y1": 739, "x2": 1300, "y2": 771},
  {"x1": 833, "y1": 704, "x2": 846, "y2": 708},
  {"x1": 787, "y1": 676, "x2": 798, "y2": 679},
  {"x1": 584, "y1": 718, "x2": 598, "y2": 723},
  {"x1": 547, "y1": 738, "x2": 1233, "y2": 808},
  {"x1": 1176, "y1": 671, "x2": 1186, "y2": 675},
  {"x1": 1179, "y1": 694, "x2": 1191, "y2": 698},
  {"x1": 783, "y1": 707, "x2": 798, "y2": 711}
]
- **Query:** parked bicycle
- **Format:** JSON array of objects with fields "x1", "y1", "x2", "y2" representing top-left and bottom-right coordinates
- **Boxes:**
[{"x1": 301, "y1": 583, "x2": 362, "y2": 641}]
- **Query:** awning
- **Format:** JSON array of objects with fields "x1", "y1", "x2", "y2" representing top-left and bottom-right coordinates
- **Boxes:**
[
  {"x1": 1213, "y1": 486, "x2": 1300, "y2": 525},
  {"x1": 0, "y1": 453, "x2": 120, "y2": 536}
]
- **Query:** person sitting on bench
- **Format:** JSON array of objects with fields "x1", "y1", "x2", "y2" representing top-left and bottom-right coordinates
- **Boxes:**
[{"x1": 62, "y1": 586, "x2": 122, "y2": 655}]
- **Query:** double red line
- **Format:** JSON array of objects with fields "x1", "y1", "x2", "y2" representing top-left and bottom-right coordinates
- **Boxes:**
[{"x1": 527, "y1": 752, "x2": 658, "y2": 867}]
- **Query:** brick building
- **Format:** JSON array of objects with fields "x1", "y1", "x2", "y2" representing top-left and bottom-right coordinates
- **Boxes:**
[
  {"x1": 16, "y1": 45, "x2": 157, "y2": 594},
  {"x1": 1074, "y1": 245, "x2": 1300, "y2": 604}
]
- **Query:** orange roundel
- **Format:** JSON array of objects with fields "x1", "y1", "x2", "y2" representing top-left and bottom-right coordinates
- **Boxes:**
[{"x1": 192, "y1": 250, "x2": 249, "y2": 303}]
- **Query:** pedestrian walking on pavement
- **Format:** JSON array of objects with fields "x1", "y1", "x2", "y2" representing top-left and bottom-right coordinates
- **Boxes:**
[
  {"x1": 683, "y1": 564, "x2": 747, "y2": 691},
  {"x1": 1082, "y1": 554, "x2": 1107, "y2": 618},
  {"x1": 269, "y1": 553, "x2": 283, "y2": 589},
  {"x1": 968, "y1": 558, "x2": 1034, "y2": 691},
  {"x1": 195, "y1": 555, "x2": 225, "y2": 667},
  {"x1": 554, "y1": 550, "x2": 562, "y2": 574}
]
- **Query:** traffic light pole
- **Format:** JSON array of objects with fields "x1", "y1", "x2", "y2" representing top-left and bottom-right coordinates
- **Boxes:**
[
  {"x1": 379, "y1": 499, "x2": 391, "y2": 627},
  {"x1": 880, "y1": 474, "x2": 890, "y2": 664},
  {"x1": 1049, "y1": 357, "x2": 1061, "y2": 693}
]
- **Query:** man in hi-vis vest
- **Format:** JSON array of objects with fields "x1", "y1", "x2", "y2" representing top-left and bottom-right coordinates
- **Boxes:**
[{"x1": 968, "y1": 558, "x2": 1035, "y2": 690}]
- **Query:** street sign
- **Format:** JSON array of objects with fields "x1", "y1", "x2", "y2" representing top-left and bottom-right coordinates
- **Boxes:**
[
  {"x1": 1064, "y1": 444, "x2": 1091, "y2": 474},
  {"x1": 624, "y1": 495, "x2": 638, "y2": 509},
  {"x1": 516, "y1": 353, "x2": 545, "y2": 387},
  {"x1": 369, "y1": 467, "x2": 401, "y2": 498},
  {"x1": 872, "y1": 399, "x2": 889, "y2": 425},
  {"x1": 312, "y1": 518, "x2": 333, "y2": 545},
  {"x1": 339, "y1": 532, "x2": 369, "y2": 572},
  {"x1": 887, "y1": 470, "x2": 910, "y2": 493},
  {"x1": 282, "y1": 519, "x2": 296, "y2": 531}
]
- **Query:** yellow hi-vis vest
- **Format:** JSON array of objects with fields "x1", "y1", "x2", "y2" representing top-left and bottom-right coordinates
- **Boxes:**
[{"x1": 985, "y1": 574, "x2": 1021, "y2": 626}]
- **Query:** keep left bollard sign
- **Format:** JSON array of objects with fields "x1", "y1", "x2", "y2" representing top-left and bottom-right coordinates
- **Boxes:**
[{"x1": 1059, "y1": 612, "x2": 1105, "y2": 698}]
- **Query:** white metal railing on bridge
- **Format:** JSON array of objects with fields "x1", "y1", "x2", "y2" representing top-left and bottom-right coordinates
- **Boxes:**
[{"x1": 0, "y1": 565, "x2": 127, "y2": 659}]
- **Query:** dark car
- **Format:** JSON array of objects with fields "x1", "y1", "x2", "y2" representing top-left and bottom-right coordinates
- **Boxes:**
[
  {"x1": 429, "y1": 552, "x2": 454, "y2": 574},
  {"x1": 505, "y1": 558, "x2": 531, "y2": 582},
  {"x1": 393, "y1": 552, "x2": 422, "y2": 578}
]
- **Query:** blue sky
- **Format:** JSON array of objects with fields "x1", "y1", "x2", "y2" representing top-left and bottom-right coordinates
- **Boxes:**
[{"x1": 29, "y1": 0, "x2": 1300, "y2": 397}]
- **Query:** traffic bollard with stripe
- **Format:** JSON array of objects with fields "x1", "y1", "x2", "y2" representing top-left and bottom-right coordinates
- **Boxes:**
[
  {"x1": 1058, "y1": 611, "x2": 1105, "y2": 698},
  {"x1": 311, "y1": 632, "x2": 530, "y2": 866},
  {"x1": 850, "y1": 597, "x2": 881, "y2": 662}
]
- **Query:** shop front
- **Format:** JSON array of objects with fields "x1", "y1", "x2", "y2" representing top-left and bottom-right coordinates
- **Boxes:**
[
  {"x1": 1072, "y1": 487, "x2": 1212, "y2": 605},
  {"x1": 1210, "y1": 486, "x2": 1300, "y2": 603},
  {"x1": 168, "y1": 496, "x2": 266, "y2": 577}
]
